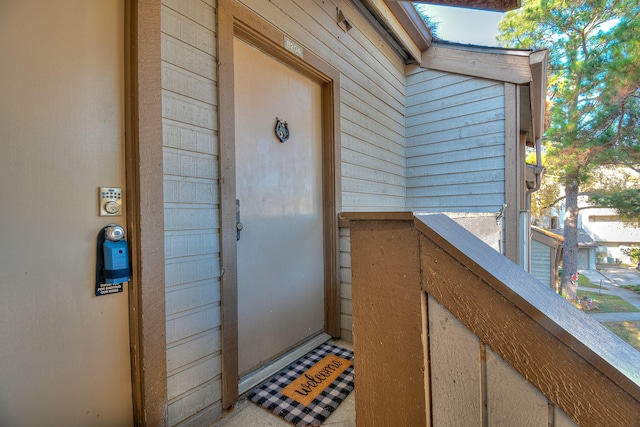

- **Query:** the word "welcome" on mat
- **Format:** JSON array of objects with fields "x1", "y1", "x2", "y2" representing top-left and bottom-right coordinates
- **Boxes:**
[
  {"x1": 249, "y1": 342, "x2": 355, "y2": 427},
  {"x1": 281, "y1": 354, "x2": 351, "y2": 405}
]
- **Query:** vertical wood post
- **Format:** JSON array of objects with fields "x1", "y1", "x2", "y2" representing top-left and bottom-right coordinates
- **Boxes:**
[
  {"x1": 125, "y1": 0, "x2": 167, "y2": 425},
  {"x1": 350, "y1": 219, "x2": 427, "y2": 426}
]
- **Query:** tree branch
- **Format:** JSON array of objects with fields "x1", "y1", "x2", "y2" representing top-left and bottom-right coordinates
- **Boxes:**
[
  {"x1": 577, "y1": 205, "x2": 610, "y2": 211},
  {"x1": 541, "y1": 195, "x2": 567, "y2": 209}
]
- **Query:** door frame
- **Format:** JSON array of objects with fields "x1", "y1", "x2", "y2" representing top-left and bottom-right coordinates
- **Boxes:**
[
  {"x1": 124, "y1": 1, "x2": 168, "y2": 425},
  {"x1": 218, "y1": 0, "x2": 342, "y2": 408}
]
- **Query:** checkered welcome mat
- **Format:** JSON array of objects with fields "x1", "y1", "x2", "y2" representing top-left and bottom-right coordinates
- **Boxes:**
[{"x1": 248, "y1": 342, "x2": 355, "y2": 427}]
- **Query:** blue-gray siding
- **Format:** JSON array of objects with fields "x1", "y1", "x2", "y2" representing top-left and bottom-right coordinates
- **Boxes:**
[
  {"x1": 531, "y1": 239, "x2": 552, "y2": 288},
  {"x1": 405, "y1": 68, "x2": 506, "y2": 213}
]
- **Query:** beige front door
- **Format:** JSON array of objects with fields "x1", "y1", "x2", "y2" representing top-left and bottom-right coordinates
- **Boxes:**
[
  {"x1": 0, "y1": 2, "x2": 132, "y2": 426},
  {"x1": 234, "y1": 38, "x2": 325, "y2": 379}
]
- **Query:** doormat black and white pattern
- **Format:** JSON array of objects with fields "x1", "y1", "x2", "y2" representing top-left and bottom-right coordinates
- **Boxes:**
[{"x1": 248, "y1": 342, "x2": 355, "y2": 427}]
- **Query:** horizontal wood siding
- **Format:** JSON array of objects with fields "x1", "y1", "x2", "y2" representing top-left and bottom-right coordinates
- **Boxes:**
[
  {"x1": 161, "y1": 0, "x2": 411, "y2": 423},
  {"x1": 406, "y1": 68, "x2": 506, "y2": 213},
  {"x1": 239, "y1": 0, "x2": 407, "y2": 211},
  {"x1": 236, "y1": 0, "x2": 409, "y2": 354},
  {"x1": 531, "y1": 239, "x2": 552, "y2": 288},
  {"x1": 161, "y1": 1, "x2": 222, "y2": 425}
]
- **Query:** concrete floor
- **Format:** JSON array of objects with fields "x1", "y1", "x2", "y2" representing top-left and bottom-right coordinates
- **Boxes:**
[{"x1": 211, "y1": 340, "x2": 356, "y2": 427}]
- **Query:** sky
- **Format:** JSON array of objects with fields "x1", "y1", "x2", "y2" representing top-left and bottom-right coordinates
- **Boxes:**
[{"x1": 415, "y1": 4, "x2": 506, "y2": 47}]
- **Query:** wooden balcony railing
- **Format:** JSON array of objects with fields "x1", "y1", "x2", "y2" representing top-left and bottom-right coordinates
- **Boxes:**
[{"x1": 343, "y1": 212, "x2": 640, "y2": 426}]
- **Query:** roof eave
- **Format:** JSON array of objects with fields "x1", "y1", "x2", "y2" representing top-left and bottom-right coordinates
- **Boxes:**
[
  {"x1": 422, "y1": 41, "x2": 535, "y2": 84},
  {"x1": 401, "y1": 0, "x2": 521, "y2": 13},
  {"x1": 386, "y1": 1, "x2": 433, "y2": 52},
  {"x1": 367, "y1": 1, "x2": 524, "y2": 65}
]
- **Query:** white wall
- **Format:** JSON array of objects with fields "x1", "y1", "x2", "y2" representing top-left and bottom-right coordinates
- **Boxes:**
[
  {"x1": 582, "y1": 208, "x2": 640, "y2": 243},
  {"x1": 0, "y1": 1, "x2": 132, "y2": 426}
]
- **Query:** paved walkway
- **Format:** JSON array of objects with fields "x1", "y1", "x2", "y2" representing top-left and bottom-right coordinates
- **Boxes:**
[{"x1": 578, "y1": 266, "x2": 640, "y2": 323}]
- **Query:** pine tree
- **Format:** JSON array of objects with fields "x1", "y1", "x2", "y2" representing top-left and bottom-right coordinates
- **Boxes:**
[{"x1": 498, "y1": 0, "x2": 640, "y2": 300}]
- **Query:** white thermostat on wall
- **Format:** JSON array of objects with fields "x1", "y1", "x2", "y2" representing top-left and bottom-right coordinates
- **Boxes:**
[{"x1": 99, "y1": 187, "x2": 122, "y2": 216}]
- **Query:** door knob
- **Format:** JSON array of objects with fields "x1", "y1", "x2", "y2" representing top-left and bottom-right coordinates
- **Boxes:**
[{"x1": 236, "y1": 199, "x2": 242, "y2": 241}]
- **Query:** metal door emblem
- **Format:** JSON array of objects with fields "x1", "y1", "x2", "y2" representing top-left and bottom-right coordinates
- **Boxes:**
[
  {"x1": 236, "y1": 199, "x2": 243, "y2": 241},
  {"x1": 275, "y1": 117, "x2": 290, "y2": 143}
]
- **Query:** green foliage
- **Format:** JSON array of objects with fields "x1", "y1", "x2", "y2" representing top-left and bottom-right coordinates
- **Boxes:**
[
  {"x1": 412, "y1": 4, "x2": 440, "y2": 38},
  {"x1": 498, "y1": 0, "x2": 640, "y2": 184},
  {"x1": 577, "y1": 290, "x2": 640, "y2": 313},
  {"x1": 591, "y1": 189, "x2": 640, "y2": 223},
  {"x1": 497, "y1": 0, "x2": 640, "y2": 297},
  {"x1": 577, "y1": 274, "x2": 606, "y2": 289},
  {"x1": 621, "y1": 246, "x2": 640, "y2": 264},
  {"x1": 602, "y1": 321, "x2": 640, "y2": 351},
  {"x1": 620, "y1": 284, "x2": 640, "y2": 294}
]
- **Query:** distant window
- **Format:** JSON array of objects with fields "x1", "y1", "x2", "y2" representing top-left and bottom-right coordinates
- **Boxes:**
[{"x1": 589, "y1": 215, "x2": 620, "y2": 222}]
